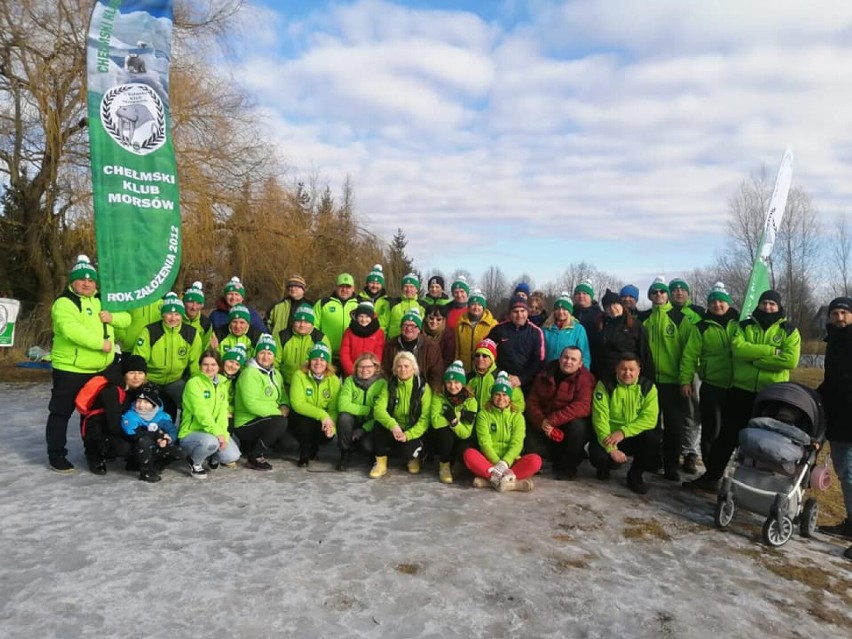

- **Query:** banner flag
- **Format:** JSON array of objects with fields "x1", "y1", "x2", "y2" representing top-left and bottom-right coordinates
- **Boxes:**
[
  {"x1": 86, "y1": 0, "x2": 180, "y2": 311},
  {"x1": 740, "y1": 147, "x2": 794, "y2": 320},
  {"x1": 0, "y1": 298, "x2": 21, "y2": 347}
]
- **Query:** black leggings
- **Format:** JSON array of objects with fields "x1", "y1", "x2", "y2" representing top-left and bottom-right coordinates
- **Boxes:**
[
  {"x1": 235, "y1": 415, "x2": 288, "y2": 460},
  {"x1": 288, "y1": 412, "x2": 335, "y2": 461}
]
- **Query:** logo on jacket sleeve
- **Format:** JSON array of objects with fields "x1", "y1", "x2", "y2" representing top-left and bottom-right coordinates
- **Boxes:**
[
  {"x1": 179, "y1": 347, "x2": 187, "y2": 356},
  {"x1": 203, "y1": 390, "x2": 211, "y2": 399},
  {"x1": 595, "y1": 391, "x2": 603, "y2": 400},
  {"x1": 306, "y1": 388, "x2": 314, "y2": 397}
]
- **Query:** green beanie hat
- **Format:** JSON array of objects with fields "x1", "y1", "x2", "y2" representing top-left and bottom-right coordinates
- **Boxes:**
[
  {"x1": 224, "y1": 276, "x2": 245, "y2": 296},
  {"x1": 553, "y1": 291, "x2": 574, "y2": 313},
  {"x1": 254, "y1": 333, "x2": 277, "y2": 356},
  {"x1": 401, "y1": 272, "x2": 420, "y2": 289},
  {"x1": 309, "y1": 341, "x2": 331, "y2": 362},
  {"x1": 573, "y1": 280, "x2": 594, "y2": 298},
  {"x1": 223, "y1": 344, "x2": 247, "y2": 366},
  {"x1": 183, "y1": 281, "x2": 204, "y2": 304},
  {"x1": 228, "y1": 304, "x2": 251, "y2": 323},
  {"x1": 293, "y1": 303, "x2": 315, "y2": 324},
  {"x1": 468, "y1": 288, "x2": 487, "y2": 308},
  {"x1": 669, "y1": 278, "x2": 690, "y2": 293},
  {"x1": 451, "y1": 276, "x2": 470, "y2": 295},
  {"x1": 443, "y1": 360, "x2": 467, "y2": 384},
  {"x1": 366, "y1": 264, "x2": 385, "y2": 285},
  {"x1": 647, "y1": 276, "x2": 669, "y2": 298},
  {"x1": 707, "y1": 282, "x2": 732, "y2": 304},
  {"x1": 491, "y1": 371, "x2": 512, "y2": 396},
  {"x1": 69, "y1": 255, "x2": 98, "y2": 283},
  {"x1": 160, "y1": 292, "x2": 185, "y2": 316},
  {"x1": 401, "y1": 307, "x2": 423, "y2": 329}
]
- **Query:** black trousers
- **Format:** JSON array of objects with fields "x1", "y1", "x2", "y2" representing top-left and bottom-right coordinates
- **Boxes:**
[
  {"x1": 703, "y1": 386, "x2": 756, "y2": 480},
  {"x1": 372, "y1": 425, "x2": 423, "y2": 459},
  {"x1": 698, "y1": 383, "x2": 727, "y2": 462},
  {"x1": 589, "y1": 428, "x2": 660, "y2": 475},
  {"x1": 46, "y1": 368, "x2": 102, "y2": 458},
  {"x1": 288, "y1": 412, "x2": 335, "y2": 461},
  {"x1": 431, "y1": 426, "x2": 475, "y2": 463},
  {"x1": 235, "y1": 415, "x2": 288, "y2": 460},
  {"x1": 657, "y1": 383, "x2": 688, "y2": 473},
  {"x1": 82, "y1": 413, "x2": 132, "y2": 460},
  {"x1": 524, "y1": 418, "x2": 591, "y2": 471}
]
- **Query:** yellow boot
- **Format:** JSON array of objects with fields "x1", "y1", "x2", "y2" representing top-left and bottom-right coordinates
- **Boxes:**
[
  {"x1": 438, "y1": 462, "x2": 453, "y2": 484},
  {"x1": 369, "y1": 456, "x2": 388, "y2": 479},
  {"x1": 406, "y1": 457, "x2": 421, "y2": 475}
]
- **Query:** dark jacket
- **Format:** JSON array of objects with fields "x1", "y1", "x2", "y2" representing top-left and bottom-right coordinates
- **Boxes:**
[
  {"x1": 589, "y1": 313, "x2": 655, "y2": 384},
  {"x1": 819, "y1": 323, "x2": 852, "y2": 442},
  {"x1": 526, "y1": 360, "x2": 595, "y2": 430},
  {"x1": 382, "y1": 335, "x2": 445, "y2": 392},
  {"x1": 486, "y1": 320, "x2": 545, "y2": 388}
]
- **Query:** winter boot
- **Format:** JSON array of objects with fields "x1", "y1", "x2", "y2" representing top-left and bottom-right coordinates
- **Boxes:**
[
  {"x1": 86, "y1": 451, "x2": 107, "y2": 476},
  {"x1": 406, "y1": 457, "x2": 422, "y2": 475},
  {"x1": 369, "y1": 456, "x2": 388, "y2": 479},
  {"x1": 438, "y1": 461, "x2": 453, "y2": 484},
  {"x1": 472, "y1": 476, "x2": 491, "y2": 488},
  {"x1": 336, "y1": 450, "x2": 351, "y2": 472},
  {"x1": 497, "y1": 477, "x2": 533, "y2": 492},
  {"x1": 626, "y1": 469, "x2": 649, "y2": 494}
]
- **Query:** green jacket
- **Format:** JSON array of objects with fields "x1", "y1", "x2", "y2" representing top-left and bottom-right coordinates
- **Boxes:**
[
  {"x1": 289, "y1": 369, "x2": 341, "y2": 423},
  {"x1": 641, "y1": 302, "x2": 694, "y2": 384},
  {"x1": 730, "y1": 316, "x2": 801, "y2": 392},
  {"x1": 314, "y1": 294, "x2": 359, "y2": 354},
  {"x1": 467, "y1": 364, "x2": 526, "y2": 413},
  {"x1": 373, "y1": 375, "x2": 432, "y2": 440},
  {"x1": 430, "y1": 392, "x2": 477, "y2": 440},
  {"x1": 115, "y1": 299, "x2": 162, "y2": 352},
  {"x1": 274, "y1": 328, "x2": 331, "y2": 387},
  {"x1": 50, "y1": 288, "x2": 130, "y2": 374},
  {"x1": 337, "y1": 375, "x2": 386, "y2": 432},
  {"x1": 133, "y1": 321, "x2": 202, "y2": 385},
  {"x1": 266, "y1": 295, "x2": 313, "y2": 337},
  {"x1": 178, "y1": 372, "x2": 231, "y2": 440},
  {"x1": 679, "y1": 311, "x2": 738, "y2": 387},
  {"x1": 185, "y1": 313, "x2": 215, "y2": 351},
  {"x1": 218, "y1": 333, "x2": 255, "y2": 360},
  {"x1": 387, "y1": 297, "x2": 426, "y2": 340},
  {"x1": 592, "y1": 378, "x2": 658, "y2": 452},
  {"x1": 475, "y1": 404, "x2": 525, "y2": 465},
  {"x1": 358, "y1": 289, "x2": 391, "y2": 333},
  {"x1": 234, "y1": 360, "x2": 290, "y2": 428}
]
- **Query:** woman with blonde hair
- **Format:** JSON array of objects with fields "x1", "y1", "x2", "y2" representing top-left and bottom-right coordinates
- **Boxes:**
[
  {"x1": 336, "y1": 351, "x2": 386, "y2": 471},
  {"x1": 288, "y1": 342, "x2": 341, "y2": 468}
]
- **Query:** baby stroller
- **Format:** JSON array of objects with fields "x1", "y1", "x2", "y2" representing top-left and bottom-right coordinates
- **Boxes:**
[{"x1": 714, "y1": 382, "x2": 827, "y2": 547}]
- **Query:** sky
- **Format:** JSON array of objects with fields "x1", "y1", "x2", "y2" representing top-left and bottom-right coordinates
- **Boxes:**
[{"x1": 227, "y1": 0, "x2": 852, "y2": 294}]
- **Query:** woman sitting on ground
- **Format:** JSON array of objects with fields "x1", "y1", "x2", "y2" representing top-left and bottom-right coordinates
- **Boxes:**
[
  {"x1": 336, "y1": 351, "x2": 386, "y2": 471},
  {"x1": 288, "y1": 342, "x2": 341, "y2": 468},
  {"x1": 429, "y1": 360, "x2": 477, "y2": 484}
]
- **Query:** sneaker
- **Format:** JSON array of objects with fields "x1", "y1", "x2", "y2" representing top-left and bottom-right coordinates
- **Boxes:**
[
  {"x1": 472, "y1": 476, "x2": 491, "y2": 488},
  {"x1": 220, "y1": 461, "x2": 238, "y2": 468},
  {"x1": 49, "y1": 456, "x2": 75, "y2": 474},
  {"x1": 139, "y1": 471, "x2": 161, "y2": 483},
  {"x1": 627, "y1": 472, "x2": 649, "y2": 495},
  {"x1": 247, "y1": 457, "x2": 272, "y2": 471},
  {"x1": 406, "y1": 458, "x2": 421, "y2": 475},
  {"x1": 821, "y1": 519, "x2": 852, "y2": 539},
  {"x1": 596, "y1": 467, "x2": 610, "y2": 481},
  {"x1": 682, "y1": 453, "x2": 699, "y2": 474},
  {"x1": 682, "y1": 474, "x2": 719, "y2": 493},
  {"x1": 187, "y1": 457, "x2": 208, "y2": 479},
  {"x1": 207, "y1": 455, "x2": 220, "y2": 470}
]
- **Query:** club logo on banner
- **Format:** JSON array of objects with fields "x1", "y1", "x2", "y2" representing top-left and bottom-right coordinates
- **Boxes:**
[
  {"x1": 101, "y1": 84, "x2": 166, "y2": 155},
  {"x1": 0, "y1": 298, "x2": 21, "y2": 347}
]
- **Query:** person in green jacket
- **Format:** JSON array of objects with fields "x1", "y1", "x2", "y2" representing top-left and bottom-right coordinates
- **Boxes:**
[
  {"x1": 274, "y1": 303, "x2": 331, "y2": 387},
  {"x1": 369, "y1": 351, "x2": 433, "y2": 478},
  {"x1": 357, "y1": 264, "x2": 391, "y2": 332},
  {"x1": 179, "y1": 350, "x2": 241, "y2": 478},
  {"x1": 115, "y1": 298, "x2": 162, "y2": 353},
  {"x1": 639, "y1": 277, "x2": 695, "y2": 481},
  {"x1": 590, "y1": 354, "x2": 660, "y2": 494},
  {"x1": 266, "y1": 274, "x2": 313, "y2": 337},
  {"x1": 182, "y1": 281, "x2": 216, "y2": 351},
  {"x1": 221, "y1": 344, "x2": 247, "y2": 424},
  {"x1": 462, "y1": 371, "x2": 542, "y2": 492},
  {"x1": 687, "y1": 289, "x2": 801, "y2": 491},
  {"x1": 133, "y1": 292, "x2": 203, "y2": 419},
  {"x1": 234, "y1": 334, "x2": 290, "y2": 470},
  {"x1": 336, "y1": 351, "x2": 386, "y2": 471},
  {"x1": 421, "y1": 274, "x2": 451, "y2": 307},
  {"x1": 679, "y1": 283, "x2": 739, "y2": 464},
  {"x1": 289, "y1": 342, "x2": 341, "y2": 467},
  {"x1": 466, "y1": 338, "x2": 525, "y2": 414},
  {"x1": 216, "y1": 304, "x2": 262, "y2": 359},
  {"x1": 46, "y1": 255, "x2": 131, "y2": 473},
  {"x1": 387, "y1": 273, "x2": 426, "y2": 340},
  {"x1": 429, "y1": 360, "x2": 477, "y2": 484},
  {"x1": 314, "y1": 272, "x2": 359, "y2": 363}
]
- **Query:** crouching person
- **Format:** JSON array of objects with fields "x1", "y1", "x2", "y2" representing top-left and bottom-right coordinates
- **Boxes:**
[
  {"x1": 179, "y1": 350, "x2": 242, "y2": 479},
  {"x1": 590, "y1": 354, "x2": 660, "y2": 494},
  {"x1": 121, "y1": 383, "x2": 182, "y2": 483},
  {"x1": 430, "y1": 360, "x2": 478, "y2": 484},
  {"x1": 463, "y1": 372, "x2": 542, "y2": 492},
  {"x1": 369, "y1": 351, "x2": 432, "y2": 478},
  {"x1": 289, "y1": 342, "x2": 341, "y2": 468},
  {"x1": 336, "y1": 352, "x2": 386, "y2": 471}
]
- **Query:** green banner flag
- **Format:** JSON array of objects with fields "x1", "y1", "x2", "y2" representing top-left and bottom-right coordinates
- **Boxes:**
[
  {"x1": 740, "y1": 147, "x2": 794, "y2": 320},
  {"x1": 86, "y1": 0, "x2": 180, "y2": 311}
]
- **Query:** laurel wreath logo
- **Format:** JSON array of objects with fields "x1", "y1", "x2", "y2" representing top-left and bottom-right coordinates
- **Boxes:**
[{"x1": 101, "y1": 84, "x2": 166, "y2": 153}]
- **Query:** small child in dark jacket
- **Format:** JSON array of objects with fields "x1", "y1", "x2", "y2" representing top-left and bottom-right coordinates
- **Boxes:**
[{"x1": 121, "y1": 383, "x2": 181, "y2": 482}]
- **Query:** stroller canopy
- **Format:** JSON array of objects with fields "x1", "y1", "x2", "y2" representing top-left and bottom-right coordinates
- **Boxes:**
[{"x1": 752, "y1": 382, "x2": 825, "y2": 442}]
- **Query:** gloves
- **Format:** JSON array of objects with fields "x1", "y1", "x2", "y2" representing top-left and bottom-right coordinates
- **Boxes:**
[
  {"x1": 501, "y1": 469, "x2": 516, "y2": 482},
  {"x1": 488, "y1": 460, "x2": 509, "y2": 478},
  {"x1": 460, "y1": 409, "x2": 476, "y2": 424},
  {"x1": 442, "y1": 404, "x2": 456, "y2": 424},
  {"x1": 548, "y1": 427, "x2": 564, "y2": 442}
]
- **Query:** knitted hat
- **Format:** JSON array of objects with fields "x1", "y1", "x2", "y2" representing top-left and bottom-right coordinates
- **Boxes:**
[
  {"x1": 224, "y1": 276, "x2": 245, "y2": 296},
  {"x1": 366, "y1": 264, "x2": 384, "y2": 285},
  {"x1": 510, "y1": 294, "x2": 529, "y2": 310},
  {"x1": 228, "y1": 304, "x2": 251, "y2": 323},
  {"x1": 707, "y1": 282, "x2": 732, "y2": 304},
  {"x1": 353, "y1": 301, "x2": 375, "y2": 318},
  {"x1": 475, "y1": 338, "x2": 497, "y2": 361},
  {"x1": 336, "y1": 273, "x2": 355, "y2": 287},
  {"x1": 573, "y1": 280, "x2": 594, "y2": 297},
  {"x1": 491, "y1": 371, "x2": 512, "y2": 396},
  {"x1": 514, "y1": 282, "x2": 531, "y2": 296},
  {"x1": 121, "y1": 354, "x2": 148, "y2": 375},
  {"x1": 69, "y1": 255, "x2": 98, "y2": 283},
  {"x1": 293, "y1": 303, "x2": 315, "y2": 324},
  {"x1": 669, "y1": 278, "x2": 690, "y2": 293},
  {"x1": 287, "y1": 274, "x2": 307, "y2": 290},
  {"x1": 468, "y1": 288, "x2": 487, "y2": 307},
  {"x1": 254, "y1": 333, "x2": 277, "y2": 356},
  {"x1": 136, "y1": 382, "x2": 162, "y2": 407},
  {"x1": 758, "y1": 289, "x2": 782, "y2": 306},
  {"x1": 160, "y1": 292, "x2": 185, "y2": 316},
  {"x1": 223, "y1": 344, "x2": 247, "y2": 366},
  {"x1": 401, "y1": 272, "x2": 420, "y2": 289},
  {"x1": 601, "y1": 289, "x2": 620, "y2": 308},
  {"x1": 648, "y1": 276, "x2": 669, "y2": 298},
  {"x1": 443, "y1": 360, "x2": 467, "y2": 384},
  {"x1": 309, "y1": 341, "x2": 331, "y2": 362},
  {"x1": 553, "y1": 291, "x2": 574, "y2": 313},
  {"x1": 184, "y1": 281, "x2": 204, "y2": 304},
  {"x1": 451, "y1": 276, "x2": 470, "y2": 295},
  {"x1": 401, "y1": 307, "x2": 423, "y2": 329},
  {"x1": 428, "y1": 275, "x2": 445, "y2": 290},
  {"x1": 619, "y1": 284, "x2": 639, "y2": 301},
  {"x1": 829, "y1": 297, "x2": 852, "y2": 313}
]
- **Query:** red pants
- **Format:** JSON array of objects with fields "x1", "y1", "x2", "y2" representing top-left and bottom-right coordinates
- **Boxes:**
[{"x1": 463, "y1": 448, "x2": 542, "y2": 479}]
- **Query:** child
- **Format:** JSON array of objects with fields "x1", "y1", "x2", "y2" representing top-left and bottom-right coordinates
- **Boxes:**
[
  {"x1": 339, "y1": 301, "x2": 385, "y2": 378},
  {"x1": 121, "y1": 383, "x2": 181, "y2": 482},
  {"x1": 430, "y1": 360, "x2": 477, "y2": 484}
]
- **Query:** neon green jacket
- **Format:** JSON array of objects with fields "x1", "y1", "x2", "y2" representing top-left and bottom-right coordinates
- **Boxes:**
[
  {"x1": 178, "y1": 373, "x2": 231, "y2": 440},
  {"x1": 133, "y1": 321, "x2": 202, "y2": 385},
  {"x1": 387, "y1": 297, "x2": 426, "y2": 340},
  {"x1": 115, "y1": 300, "x2": 162, "y2": 352},
  {"x1": 289, "y1": 369, "x2": 341, "y2": 423},
  {"x1": 234, "y1": 360, "x2": 290, "y2": 428},
  {"x1": 641, "y1": 302, "x2": 694, "y2": 384},
  {"x1": 430, "y1": 392, "x2": 477, "y2": 440},
  {"x1": 50, "y1": 288, "x2": 130, "y2": 374},
  {"x1": 679, "y1": 311, "x2": 738, "y2": 387},
  {"x1": 218, "y1": 333, "x2": 254, "y2": 360},
  {"x1": 730, "y1": 316, "x2": 801, "y2": 392},
  {"x1": 185, "y1": 313, "x2": 215, "y2": 351},
  {"x1": 314, "y1": 294, "x2": 359, "y2": 354},
  {"x1": 475, "y1": 404, "x2": 525, "y2": 465},
  {"x1": 337, "y1": 376, "x2": 385, "y2": 432},
  {"x1": 373, "y1": 376, "x2": 432, "y2": 440},
  {"x1": 592, "y1": 378, "x2": 658, "y2": 452},
  {"x1": 467, "y1": 363, "x2": 526, "y2": 413},
  {"x1": 274, "y1": 328, "x2": 331, "y2": 387}
]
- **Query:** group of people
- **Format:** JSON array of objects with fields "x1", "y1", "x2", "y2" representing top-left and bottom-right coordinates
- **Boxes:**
[{"x1": 42, "y1": 255, "x2": 852, "y2": 539}]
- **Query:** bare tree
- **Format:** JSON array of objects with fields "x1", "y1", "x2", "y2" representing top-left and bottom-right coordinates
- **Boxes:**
[
  {"x1": 480, "y1": 266, "x2": 510, "y2": 310},
  {"x1": 828, "y1": 215, "x2": 852, "y2": 297},
  {"x1": 556, "y1": 262, "x2": 620, "y2": 301}
]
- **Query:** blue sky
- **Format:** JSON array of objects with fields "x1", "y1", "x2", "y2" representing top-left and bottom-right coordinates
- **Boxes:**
[{"x1": 228, "y1": 0, "x2": 852, "y2": 294}]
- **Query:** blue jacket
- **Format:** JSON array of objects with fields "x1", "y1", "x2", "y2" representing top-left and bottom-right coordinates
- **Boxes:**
[
  {"x1": 121, "y1": 406, "x2": 178, "y2": 440},
  {"x1": 486, "y1": 320, "x2": 545, "y2": 387},
  {"x1": 542, "y1": 319, "x2": 591, "y2": 368}
]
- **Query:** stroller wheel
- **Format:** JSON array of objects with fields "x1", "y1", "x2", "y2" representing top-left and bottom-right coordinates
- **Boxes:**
[
  {"x1": 799, "y1": 498, "x2": 819, "y2": 538},
  {"x1": 714, "y1": 496, "x2": 735, "y2": 528},
  {"x1": 762, "y1": 515, "x2": 794, "y2": 547}
]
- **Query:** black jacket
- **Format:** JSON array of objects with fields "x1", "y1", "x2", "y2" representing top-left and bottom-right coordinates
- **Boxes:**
[{"x1": 819, "y1": 323, "x2": 852, "y2": 442}]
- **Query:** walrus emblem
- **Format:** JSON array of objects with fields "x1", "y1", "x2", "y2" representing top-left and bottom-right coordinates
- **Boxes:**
[{"x1": 101, "y1": 84, "x2": 166, "y2": 155}]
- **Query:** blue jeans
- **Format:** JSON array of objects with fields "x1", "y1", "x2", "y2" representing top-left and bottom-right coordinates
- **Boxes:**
[
  {"x1": 830, "y1": 440, "x2": 852, "y2": 520},
  {"x1": 180, "y1": 432, "x2": 241, "y2": 465}
]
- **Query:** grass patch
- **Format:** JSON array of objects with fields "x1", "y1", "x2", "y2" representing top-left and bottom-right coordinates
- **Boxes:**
[
  {"x1": 790, "y1": 367, "x2": 823, "y2": 388},
  {"x1": 394, "y1": 563, "x2": 420, "y2": 575},
  {"x1": 550, "y1": 555, "x2": 592, "y2": 571},
  {"x1": 623, "y1": 517, "x2": 672, "y2": 541}
]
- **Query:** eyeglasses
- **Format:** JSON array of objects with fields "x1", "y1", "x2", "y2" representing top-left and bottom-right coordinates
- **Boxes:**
[
  {"x1": 357, "y1": 363, "x2": 376, "y2": 369},
  {"x1": 427, "y1": 316, "x2": 443, "y2": 322}
]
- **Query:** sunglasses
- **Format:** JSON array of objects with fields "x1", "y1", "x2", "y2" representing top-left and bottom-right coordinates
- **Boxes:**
[
  {"x1": 651, "y1": 290, "x2": 667, "y2": 295},
  {"x1": 474, "y1": 353, "x2": 491, "y2": 358}
]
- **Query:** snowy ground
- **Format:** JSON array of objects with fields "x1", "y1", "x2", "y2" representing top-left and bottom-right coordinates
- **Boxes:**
[{"x1": 1, "y1": 382, "x2": 850, "y2": 639}]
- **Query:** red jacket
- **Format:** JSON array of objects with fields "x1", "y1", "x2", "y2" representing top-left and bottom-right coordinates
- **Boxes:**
[
  {"x1": 340, "y1": 327, "x2": 385, "y2": 377},
  {"x1": 526, "y1": 360, "x2": 595, "y2": 430}
]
